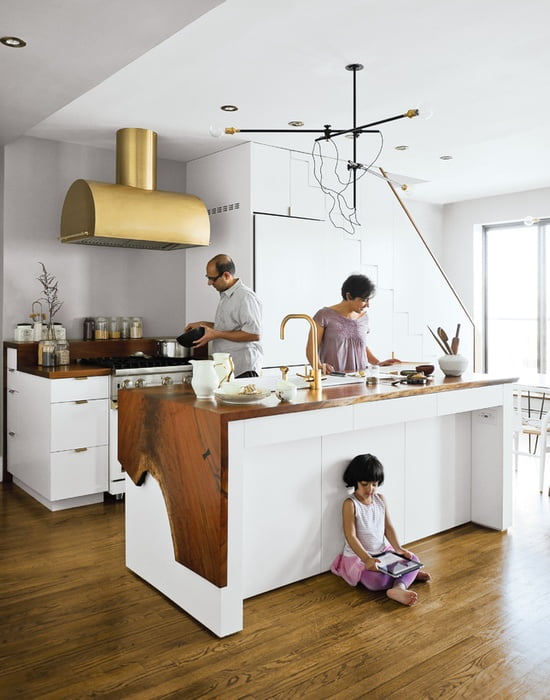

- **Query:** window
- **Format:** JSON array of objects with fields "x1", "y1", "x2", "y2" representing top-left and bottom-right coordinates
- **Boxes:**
[{"x1": 483, "y1": 219, "x2": 549, "y2": 374}]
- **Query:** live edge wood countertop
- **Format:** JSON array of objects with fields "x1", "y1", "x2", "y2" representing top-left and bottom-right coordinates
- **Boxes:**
[{"x1": 118, "y1": 373, "x2": 517, "y2": 588}]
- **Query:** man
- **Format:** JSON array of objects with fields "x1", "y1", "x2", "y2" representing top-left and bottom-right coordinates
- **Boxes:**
[{"x1": 184, "y1": 254, "x2": 263, "y2": 378}]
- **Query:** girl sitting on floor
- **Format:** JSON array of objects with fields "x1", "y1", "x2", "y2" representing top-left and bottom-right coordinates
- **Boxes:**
[{"x1": 331, "y1": 453, "x2": 431, "y2": 606}]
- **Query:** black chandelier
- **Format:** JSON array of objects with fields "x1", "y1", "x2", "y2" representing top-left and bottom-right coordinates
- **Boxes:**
[{"x1": 222, "y1": 63, "x2": 420, "y2": 232}]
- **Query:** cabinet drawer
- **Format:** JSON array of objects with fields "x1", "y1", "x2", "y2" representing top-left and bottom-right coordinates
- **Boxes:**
[
  {"x1": 7, "y1": 347, "x2": 17, "y2": 370},
  {"x1": 50, "y1": 446, "x2": 108, "y2": 500},
  {"x1": 51, "y1": 399, "x2": 109, "y2": 452},
  {"x1": 50, "y1": 376, "x2": 109, "y2": 402},
  {"x1": 6, "y1": 368, "x2": 24, "y2": 392}
]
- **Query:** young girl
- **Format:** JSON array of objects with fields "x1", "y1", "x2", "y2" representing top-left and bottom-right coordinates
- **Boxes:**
[{"x1": 331, "y1": 453, "x2": 431, "y2": 606}]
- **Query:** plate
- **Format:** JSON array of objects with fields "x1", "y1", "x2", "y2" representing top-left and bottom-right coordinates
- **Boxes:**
[{"x1": 214, "y1": 389, "x2": 272, "y2": 404}]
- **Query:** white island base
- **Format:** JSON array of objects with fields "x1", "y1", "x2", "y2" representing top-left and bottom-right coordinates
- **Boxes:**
[{"x1": 125, "y1": 381, "x2": 513, "y2": 637}]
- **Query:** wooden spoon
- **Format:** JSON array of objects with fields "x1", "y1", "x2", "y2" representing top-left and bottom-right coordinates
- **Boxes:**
[
  {"x1": 428, "y1": 325, "x2": 450, "y2": 354},
  {"x1": 437, "y1": 327, "x2": 453, "y2": 354},
  {"x1": 451, "y1": 323, "x2": 461, "y2": 354}
]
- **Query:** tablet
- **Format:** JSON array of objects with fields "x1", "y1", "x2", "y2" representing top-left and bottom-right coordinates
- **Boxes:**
[{"x1": 371, "y1": 550, "x2": 424, "y2": 578}]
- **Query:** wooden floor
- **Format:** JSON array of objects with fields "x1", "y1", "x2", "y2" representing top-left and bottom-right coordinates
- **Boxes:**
[{"x1": 1, "y1": 450, "x2": 549, "y2": 699}]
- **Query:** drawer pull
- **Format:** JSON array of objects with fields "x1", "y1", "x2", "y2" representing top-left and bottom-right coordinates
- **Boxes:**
[
  {"x1": 8, "y1": 431, "x2": 15, "y2": 437},
  {"x1": 8, "y1": 368, "x2": 15, "y2": 372},
  {"x1": 75, "y1": 376, "x2": 89, "y2": 381},
  {"x1": 74, "y1": 447, "x2": 88, "y2": 453},
  {"x1": 8, "y1": 389, "x2": 16, "y2": 394},
  {"x1": 75, "y1": 399, "x2": 89, "y2": 405}
]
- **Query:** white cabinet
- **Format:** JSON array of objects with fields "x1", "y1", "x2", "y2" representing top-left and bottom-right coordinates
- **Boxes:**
[
  {"x1": 252, "y1": 143, "x2": 326, "y2": 220},
  {"x1": 7, "y1": 360, "x2": 109, "y2": 511}
]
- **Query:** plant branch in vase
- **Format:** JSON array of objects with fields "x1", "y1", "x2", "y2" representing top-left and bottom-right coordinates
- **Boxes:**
[{"x1": 37, "y1": 261, "x2": 63, "y2": 337}]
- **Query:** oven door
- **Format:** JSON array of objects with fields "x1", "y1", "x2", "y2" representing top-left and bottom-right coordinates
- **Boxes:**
[{"x1": 109, "y1": 398, "x2": 125, "y2": 496}]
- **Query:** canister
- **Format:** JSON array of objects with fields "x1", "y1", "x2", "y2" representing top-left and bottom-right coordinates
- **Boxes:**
[
  {"x1": 130, "y1": 317, "x2": 143, "y2": 338},
  {"x1": 109, "y1": 317, "x2": 121, "y2": 339},
  {"x1": 95, "y1": 317, "x2": 108, "y2": 340}
]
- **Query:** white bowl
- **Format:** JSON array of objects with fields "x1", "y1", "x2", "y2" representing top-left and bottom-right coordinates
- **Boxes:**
[{"x1": 438, "y1": 354, "x2": 468, "y2": 377}]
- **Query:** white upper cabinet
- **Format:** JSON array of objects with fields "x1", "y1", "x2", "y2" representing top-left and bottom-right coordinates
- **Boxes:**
[{"x1": 252, "y1": 144, "x2": 325, "y2": 220}]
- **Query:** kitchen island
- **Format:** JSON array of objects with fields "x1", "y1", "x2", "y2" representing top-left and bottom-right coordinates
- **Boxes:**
[{"x1": 119, "y1": 372, "x2": 516, "y2": 637}]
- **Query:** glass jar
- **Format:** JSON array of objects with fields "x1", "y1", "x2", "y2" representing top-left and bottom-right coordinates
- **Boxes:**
[
  {"x1": 120, "y1": 317, "x2": 130, "y2": 339},
  {"x1": 56, "y1": 339, "x2": 70, "y2": 366},
  {"x1": 95, "y1": 316, "x2": 108, "y2": 340},
  {"x1": 130, "y1": 316, "x2": 143, "y2": 338},
  {"x1": 38, "y1": 332, "x2": 56, "y2": 367},
  {"x1": 83, "y1": 317, "x2": 95, "y2": 341},
  {"x1": 109, "y1": 316, "x2": 121, "y2": 339}
]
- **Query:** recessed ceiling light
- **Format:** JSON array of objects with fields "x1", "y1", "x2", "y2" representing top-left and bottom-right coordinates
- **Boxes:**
[
  {"x1": 220, "y1": 105, "x2": 238, "y2": 112},
  {"x1": 440, "y1": 155, "x2": 453, "y2": 160},
  {"x1": 1, "y1": 36, "x2": 26, "y2": 48},
  {"x1": 395, "y1": 145, "x2": 409, "y2": 151},
  {"x1": 288, "y1": 121, "x2": 304, "y2": 127}
]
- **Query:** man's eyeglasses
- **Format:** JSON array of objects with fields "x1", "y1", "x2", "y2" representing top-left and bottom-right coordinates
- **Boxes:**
[{"x1": 206, "y1": 273, "x2": 222, "y2": 282}]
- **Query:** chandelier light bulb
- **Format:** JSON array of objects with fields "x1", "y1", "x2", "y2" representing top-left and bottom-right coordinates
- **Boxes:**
[
  {"x1": 417, "y1": 102, "x2": 434, "y2": 121},
  {"x1": 209, "y1": 125, "x2": 223, "y2": 138}
]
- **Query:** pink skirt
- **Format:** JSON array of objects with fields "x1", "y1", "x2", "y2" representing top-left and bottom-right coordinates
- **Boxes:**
[{"x1": 330, "y1": 552, "x2": 366, "y2": 586}]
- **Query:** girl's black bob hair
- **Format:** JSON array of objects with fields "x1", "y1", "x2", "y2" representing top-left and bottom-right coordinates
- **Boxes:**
[{"x1": 343, "y1": 453, "x2": 385, "y2": 488}]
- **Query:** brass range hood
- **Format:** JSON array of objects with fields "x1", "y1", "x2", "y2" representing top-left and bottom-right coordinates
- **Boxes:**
[{"x1": 60, "y1": 128, "x2": 210, "y2": 250}]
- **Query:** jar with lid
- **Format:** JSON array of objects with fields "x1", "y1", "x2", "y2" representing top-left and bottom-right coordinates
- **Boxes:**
[
  {"x1": 109, "y1": 316, "x2": 121, "y2": 339},
  {"x1": 14, "y1": 323, "x2": 33, "y2": 341},
  {"x1": 83, "y1": 317, "x2": 95, "y2": 341},
  {"x1": 120, "y1": 317, "x2": 130, "y2": 339},
  {"x1": 130, "y1": 316, "x2": 143, "y2": 338},
  {"x1": 56, "y1": 339, "x2": 70, "y2": 366},
  {"x1": 95, "y1": 317, "x2": 108, "y2": 340},
  {"x1": 52, "y1": 322, "x2": 66, "y2": 341}
]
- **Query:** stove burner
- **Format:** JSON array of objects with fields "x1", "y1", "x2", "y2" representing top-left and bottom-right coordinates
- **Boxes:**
[{"x1": 80, "y1": 355, "x2": 190, "y2": 370}]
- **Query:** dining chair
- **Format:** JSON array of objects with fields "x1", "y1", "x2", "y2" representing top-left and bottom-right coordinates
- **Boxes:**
[{"x1": 513, "y1": 389, "x2": 550, "y2": 494}]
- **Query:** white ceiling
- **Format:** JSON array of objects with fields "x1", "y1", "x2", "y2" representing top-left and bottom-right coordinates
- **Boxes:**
[{"x1": 3, "y1": 0, "x2": 550, "y2": 204}]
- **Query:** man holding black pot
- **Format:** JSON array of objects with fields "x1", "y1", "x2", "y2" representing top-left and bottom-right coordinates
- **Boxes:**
[{"x1": 183, "y1": 254, "x2": 263, "y2": 378}]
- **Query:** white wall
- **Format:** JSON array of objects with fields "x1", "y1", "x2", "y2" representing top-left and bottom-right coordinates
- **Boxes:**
[{"x1": 2, "y1": 136, "x2": 192, "y2": 341}]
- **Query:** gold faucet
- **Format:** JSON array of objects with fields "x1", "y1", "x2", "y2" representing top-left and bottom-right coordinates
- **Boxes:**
[{"x1": 280, "y1": 314, "x2": 322, "y2": 390}]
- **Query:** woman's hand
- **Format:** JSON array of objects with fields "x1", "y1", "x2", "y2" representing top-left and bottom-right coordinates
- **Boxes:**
[
  {"x1": 379, "y1": 357, "x2": 401, "y2": 366},
  {"x1": 321, "y1": 362, "x2": 334, "y2": 375},
  {"x1": 395, "y1": 547, "x2": 414, "y2": 559}
]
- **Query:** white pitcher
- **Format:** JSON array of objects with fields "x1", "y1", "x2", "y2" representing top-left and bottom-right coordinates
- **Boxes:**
[
  {"x1": 190, "y1": 360, "x2": 219, "y2": 398},
  {"x1": 212, "y1": 353, "x2": 234, "y2": 386}
]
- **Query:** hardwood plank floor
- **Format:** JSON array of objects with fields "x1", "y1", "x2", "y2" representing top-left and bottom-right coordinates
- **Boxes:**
[{"x1": 1, "y1": 449, "x2": 549, "y2": 699}]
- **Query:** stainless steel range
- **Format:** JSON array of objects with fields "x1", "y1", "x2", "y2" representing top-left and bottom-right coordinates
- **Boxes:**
[{"x1": 80, "y1": 355, "x2": 192, "y2": 496}]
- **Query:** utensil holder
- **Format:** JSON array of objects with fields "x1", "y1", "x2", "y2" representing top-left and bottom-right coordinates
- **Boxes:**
[{"x1": 438, "y1": 354, "x2": 468, "y2": 377}]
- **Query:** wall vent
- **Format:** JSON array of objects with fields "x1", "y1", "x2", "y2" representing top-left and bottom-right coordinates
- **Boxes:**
[{"x1": 207, "y1": 202, "x2": 240, "y2": 216}]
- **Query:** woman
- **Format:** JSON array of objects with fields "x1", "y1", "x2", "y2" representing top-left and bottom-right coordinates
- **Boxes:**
[{"x1": 307, "y1": 274, "x2": 399, "y2": 374}]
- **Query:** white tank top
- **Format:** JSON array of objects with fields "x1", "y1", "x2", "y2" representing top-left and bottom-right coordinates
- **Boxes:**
[{"x1": 343, "y1": 492, "x2": 386, "y2": 556}]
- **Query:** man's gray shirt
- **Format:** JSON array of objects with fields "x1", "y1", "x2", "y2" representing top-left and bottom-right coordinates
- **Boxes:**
[{"x1": 212, "y1": 279, "x2": 263, "y2": 376}]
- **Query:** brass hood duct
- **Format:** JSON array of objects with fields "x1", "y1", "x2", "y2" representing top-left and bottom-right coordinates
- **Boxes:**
[{"x1": 60, "y1": 128, "x2": 210, "y2": 250}]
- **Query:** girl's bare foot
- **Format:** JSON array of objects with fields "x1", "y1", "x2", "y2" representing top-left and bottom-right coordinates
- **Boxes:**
[
  {"x1": 415, "y1": 570, "x2": 432, "y2": 582},
  {"x1": 386, "y1": 585, "x2": 418, "y2": 606}
]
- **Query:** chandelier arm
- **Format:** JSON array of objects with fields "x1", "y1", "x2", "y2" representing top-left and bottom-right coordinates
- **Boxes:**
[
  {"x1": 225, "y1": 128, "x2": 328, "y2": 134},
  {"x1": 348, "y1": 161, "x2": 405, "y2": 189},
  {"x1": 314, "y1": 111, "x2": 417, "y2": 141}
]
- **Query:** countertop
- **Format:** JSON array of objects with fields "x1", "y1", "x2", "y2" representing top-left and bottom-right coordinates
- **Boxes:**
[{"x1": 123, "y1": 371, "x2": 519, "y2": 423}]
